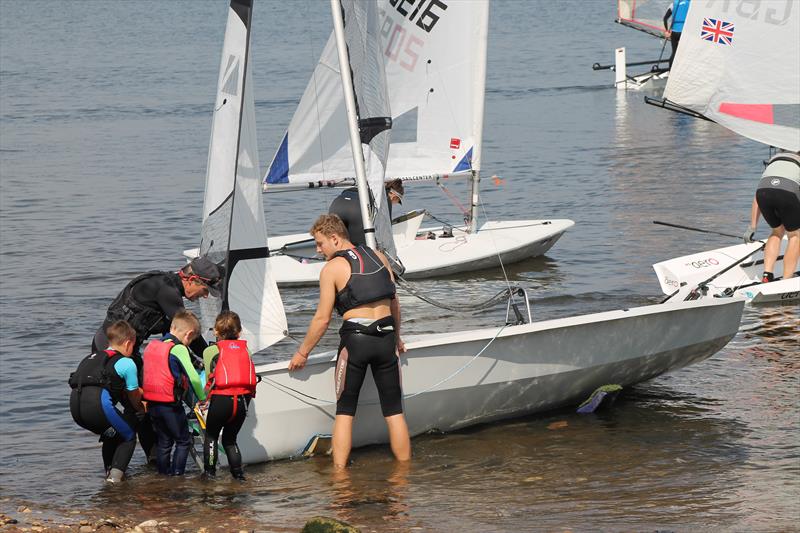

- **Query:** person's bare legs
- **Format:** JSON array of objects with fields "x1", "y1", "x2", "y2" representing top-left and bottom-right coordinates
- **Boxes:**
[
  {"x1": 763, "y1": 226, "x2": 785, "y2": 277},
  {"x1": 332, "y1": 414, "x2": 354, "y2": 469},
  {"x1": 385, "y1": 414, "x2": 411, "y2": 462},
  {"x1": 782, "y1": 229, "x2": 799, "y2": 279}
]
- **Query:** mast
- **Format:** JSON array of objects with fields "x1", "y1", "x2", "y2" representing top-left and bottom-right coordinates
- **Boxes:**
[
  {"x1": 330, "y1": 0, "x2": 377, "y2": 250},
  {"x1": 467, "y1": 0, "x2": 489, "y2": 234}
]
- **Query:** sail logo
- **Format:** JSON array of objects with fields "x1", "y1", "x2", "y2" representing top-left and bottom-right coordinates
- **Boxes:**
[
  {"x1": 701, "y1": 18, "x2": 734, "y2": 45},
  {"x1": 221, "y1": 54, "x2": 240, "y2": 96}
]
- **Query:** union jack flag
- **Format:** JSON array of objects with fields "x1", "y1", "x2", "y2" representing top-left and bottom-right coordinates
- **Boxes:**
[{"x1": 701, "y1": 18, "x2": 734, "y2": 45}]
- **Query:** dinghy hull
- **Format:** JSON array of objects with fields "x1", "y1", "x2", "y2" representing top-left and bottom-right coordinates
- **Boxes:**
[
  {"x1": 235, "y1": 297, "x2": 744, "y2": 464},
  {"x1": 266, "y1": 218, "x2": 575, "y2": 286},
  {"x1": 653, "y1": 240, "x2": 799, "y2": 303}
]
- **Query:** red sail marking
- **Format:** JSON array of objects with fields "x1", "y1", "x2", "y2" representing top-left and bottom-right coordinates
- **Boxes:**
[{"x1": 718, "y1": 103, "x2": 774, "y2": 124}]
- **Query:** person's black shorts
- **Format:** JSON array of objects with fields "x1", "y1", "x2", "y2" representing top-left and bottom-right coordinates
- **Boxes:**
[
  {"x1": 334, "y1": 316, "x2": 402, "y2": 417},
  {"x1": 756, "y1": 187, "x2": 800, "y2": 231}
]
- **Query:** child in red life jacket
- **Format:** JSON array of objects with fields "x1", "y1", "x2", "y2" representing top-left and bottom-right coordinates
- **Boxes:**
[
  {"x1": 201, "y1": 311, "x2": 257, "y2": 480},
  {"x1": 142, "y1": 310, "x2": 202, "y2": 476}
]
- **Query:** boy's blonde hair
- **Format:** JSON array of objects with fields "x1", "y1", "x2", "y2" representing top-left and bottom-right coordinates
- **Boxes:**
[
  {"x1": 214, "y1": 311, "x2": 242, "y2": 341},
  {"x1": 106, "y1": 320, "x2": 136, "y2": 347},
  {"x1": 310, "y1": 214, "x2": 349, "y2": 239},
  {"x1": 171, "y1": 310, "x2": 200, "y2": 340}
]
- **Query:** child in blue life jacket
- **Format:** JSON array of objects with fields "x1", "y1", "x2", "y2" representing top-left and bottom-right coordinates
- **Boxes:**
[
  {"x1": 141, "y1": 310, "x2": 205, "y2": 476},
  {"x1": 201, "y1": 311, "x2": 257, "y2": 480}
]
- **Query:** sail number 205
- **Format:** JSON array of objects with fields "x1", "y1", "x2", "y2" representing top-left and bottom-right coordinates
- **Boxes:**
[{"x1": 382, "y1": 0, "x2": 447, "y2": 72}]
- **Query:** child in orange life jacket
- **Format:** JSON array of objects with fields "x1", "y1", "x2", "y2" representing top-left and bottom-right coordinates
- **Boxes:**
[
  {"x1": 142, "y1": 310, "x2": 203, "y2": 476},
  {"x1": 201, "y1": 311, "x2": 257, "y2": 480}
]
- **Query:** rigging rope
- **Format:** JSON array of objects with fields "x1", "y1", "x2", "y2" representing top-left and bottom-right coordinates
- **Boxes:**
[
  {"x1": 261, "y1": 323, "x2": 509, "y2": 406},
  {"x1": 395, "y1": 275, "x2": 521, "y2": 313}
]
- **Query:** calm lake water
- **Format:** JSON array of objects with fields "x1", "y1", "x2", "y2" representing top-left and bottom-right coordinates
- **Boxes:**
[{"x1": 1, "y1": 1, "x2": 798, "y2": 531}]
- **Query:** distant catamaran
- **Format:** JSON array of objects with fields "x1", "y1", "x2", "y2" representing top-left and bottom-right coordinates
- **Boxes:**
[
  {"x1": 259, "y1": 0, "x2": 574, "y2": 286},
  {"x1": 649, "y1": 0, "x2": 800, "y2": 303},
  {"x1": 193, "y1": 0, "x2": 744, "y2": 465}
]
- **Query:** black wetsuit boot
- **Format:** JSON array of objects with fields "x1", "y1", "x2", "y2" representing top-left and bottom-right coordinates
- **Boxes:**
[
  {"x1": 224, "y1": 444, "x2": 245, "y2": 481},
  {"x1": 203, "y1": 437, "x2": 217, "y2": 479}
]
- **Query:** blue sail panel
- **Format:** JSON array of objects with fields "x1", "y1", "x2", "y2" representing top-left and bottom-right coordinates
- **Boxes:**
[
  {"x1": 453, "y1": 147, "x2": 473, "y2": 173},
  {"x1": 265, "y1": 132, "x2": 289, "y2": 184}
]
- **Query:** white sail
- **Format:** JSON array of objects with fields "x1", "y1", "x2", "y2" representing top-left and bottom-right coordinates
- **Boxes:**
[
  {"x1": 664, "y1": 1, "x2": 800, "y2": 151},
  {"x1": 200, "y1": 0, "x2": 287, "y2": 352},
  {"x1": 265, "y1": 0, "x2": 488, "y2": 185},
  {"x1": 616, "y1": 0, "x2": 669, "y2": 38}
]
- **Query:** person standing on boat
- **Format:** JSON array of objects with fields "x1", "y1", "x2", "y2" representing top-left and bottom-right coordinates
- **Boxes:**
[
  {"x1": 743, "y1": 152, "x2": 800, "y2": 283},
  {"x1": 287, "y1": 214, "x2": 411, "y2": 468},
  {"x1": 69, "y1": 320, "x2": 145, "y2": 483},
  {"x1": 201, "y1": 310, "x2": 257, "y2": 481},
  {"x1": 663, "y1": 0, "x2": 691, "y2": 69},
  {"x1": 328, "y1": 180, "x2": 404, "y2": 247}
]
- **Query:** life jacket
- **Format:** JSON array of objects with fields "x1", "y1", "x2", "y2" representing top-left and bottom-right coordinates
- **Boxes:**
[
  {"x1": 208, "y1": 340, "x2": 257, "y2": 396},
  {"x1": 334, "y1": 246, "x2": 396, "y2": 316},
  {"x1": 142, "y1": 339, "x2": 180, "y2": 403},
  {"x1": 68, "y1": 350, "x2": 126, "y2": 403},
  {"x1": 102, "y1": 272, "x2": 180, "y2": 346},
  {"x1": 763, "y1": 152, "x2": 800, "y2": 187}
]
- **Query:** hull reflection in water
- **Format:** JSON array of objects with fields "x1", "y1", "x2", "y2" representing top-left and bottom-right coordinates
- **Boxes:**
[{"x1": 235, "y1": 297, "x2": 744, "y2": 464}]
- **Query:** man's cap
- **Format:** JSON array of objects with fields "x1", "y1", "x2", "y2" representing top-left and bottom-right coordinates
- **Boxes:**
[{"x1": 188, "y1": 256, "x2": 224, "y2": 296}]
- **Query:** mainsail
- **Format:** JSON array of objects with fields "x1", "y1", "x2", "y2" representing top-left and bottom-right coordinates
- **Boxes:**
[
  {"x1": 200, "y1": 0, "x2": 287, "y2": 352},
  {"x1": 616, "y1": 0, "x2": 669, "y2": 38},
  {"x1": 663, "y1": 1, "x2": 799, "y2": 151},
  {"x1": 332, "y1": 0, "x2": 395, "y2": 256},
  {"x1": 265, "y1": 0, "x2": 488, "y2": 186}
]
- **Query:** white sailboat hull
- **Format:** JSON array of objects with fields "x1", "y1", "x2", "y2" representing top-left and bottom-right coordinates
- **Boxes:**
[
  {"x1": 267, "y1": 217, "x2": 574, "y2": 286},
  {"x1": 653, "y1": 240, "x2": 800, "y2": 303},
  {"x1": 235, "y1": 297, "x2": 744, "y2": 464}
]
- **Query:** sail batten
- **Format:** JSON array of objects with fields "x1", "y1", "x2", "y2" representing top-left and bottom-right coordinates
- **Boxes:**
[{"x1": 663, "y1": 1, "x2": 800, "y2": 151}]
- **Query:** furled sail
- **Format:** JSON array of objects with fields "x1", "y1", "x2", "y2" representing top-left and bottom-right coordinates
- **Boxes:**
[
  {"x1": 200, "y1": 0, "x2": 287, "y2": 352},
  {"x1": 265, "y1": 0, "x2": 488, "y2": 186},
  {"x1": 616, "y1": 0, "x2": 669, "y2": 38},
  {"x1": 663, "y1": 1, "x2": 799, "y2": 151}
]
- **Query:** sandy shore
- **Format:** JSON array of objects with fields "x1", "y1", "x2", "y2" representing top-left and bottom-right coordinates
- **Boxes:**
[{"x1": 0, "y1": 500, "x2": 260, "y2": 533}]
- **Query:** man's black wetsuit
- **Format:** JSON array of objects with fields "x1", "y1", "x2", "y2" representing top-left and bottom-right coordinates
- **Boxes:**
[
  {"x1": 332, "y1": 246, "x2": 402, "y2": 418},
  {"x1": 92, "y1": 271, "x2": 207, "y2": 358},
  {"x1": 329, "y1": 188, "x2": 396, "y2": 247}
]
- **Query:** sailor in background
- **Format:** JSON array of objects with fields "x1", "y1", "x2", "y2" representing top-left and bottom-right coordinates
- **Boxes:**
[
  {"x1": 288, "y1": 214, "x2": 410, "y2": 468},
  {"x1": 69, "y1": 320, "x2": 145, "y2": 483},
  {"x1": 744, "y1": 151, "x2": 800, "y2": 282},
  {"x1": 328, "y1": 179, "x2": 405, "y2": 247},
  {"x1": 663, "y1": 0, "x2": 691, "y2": 69}
]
